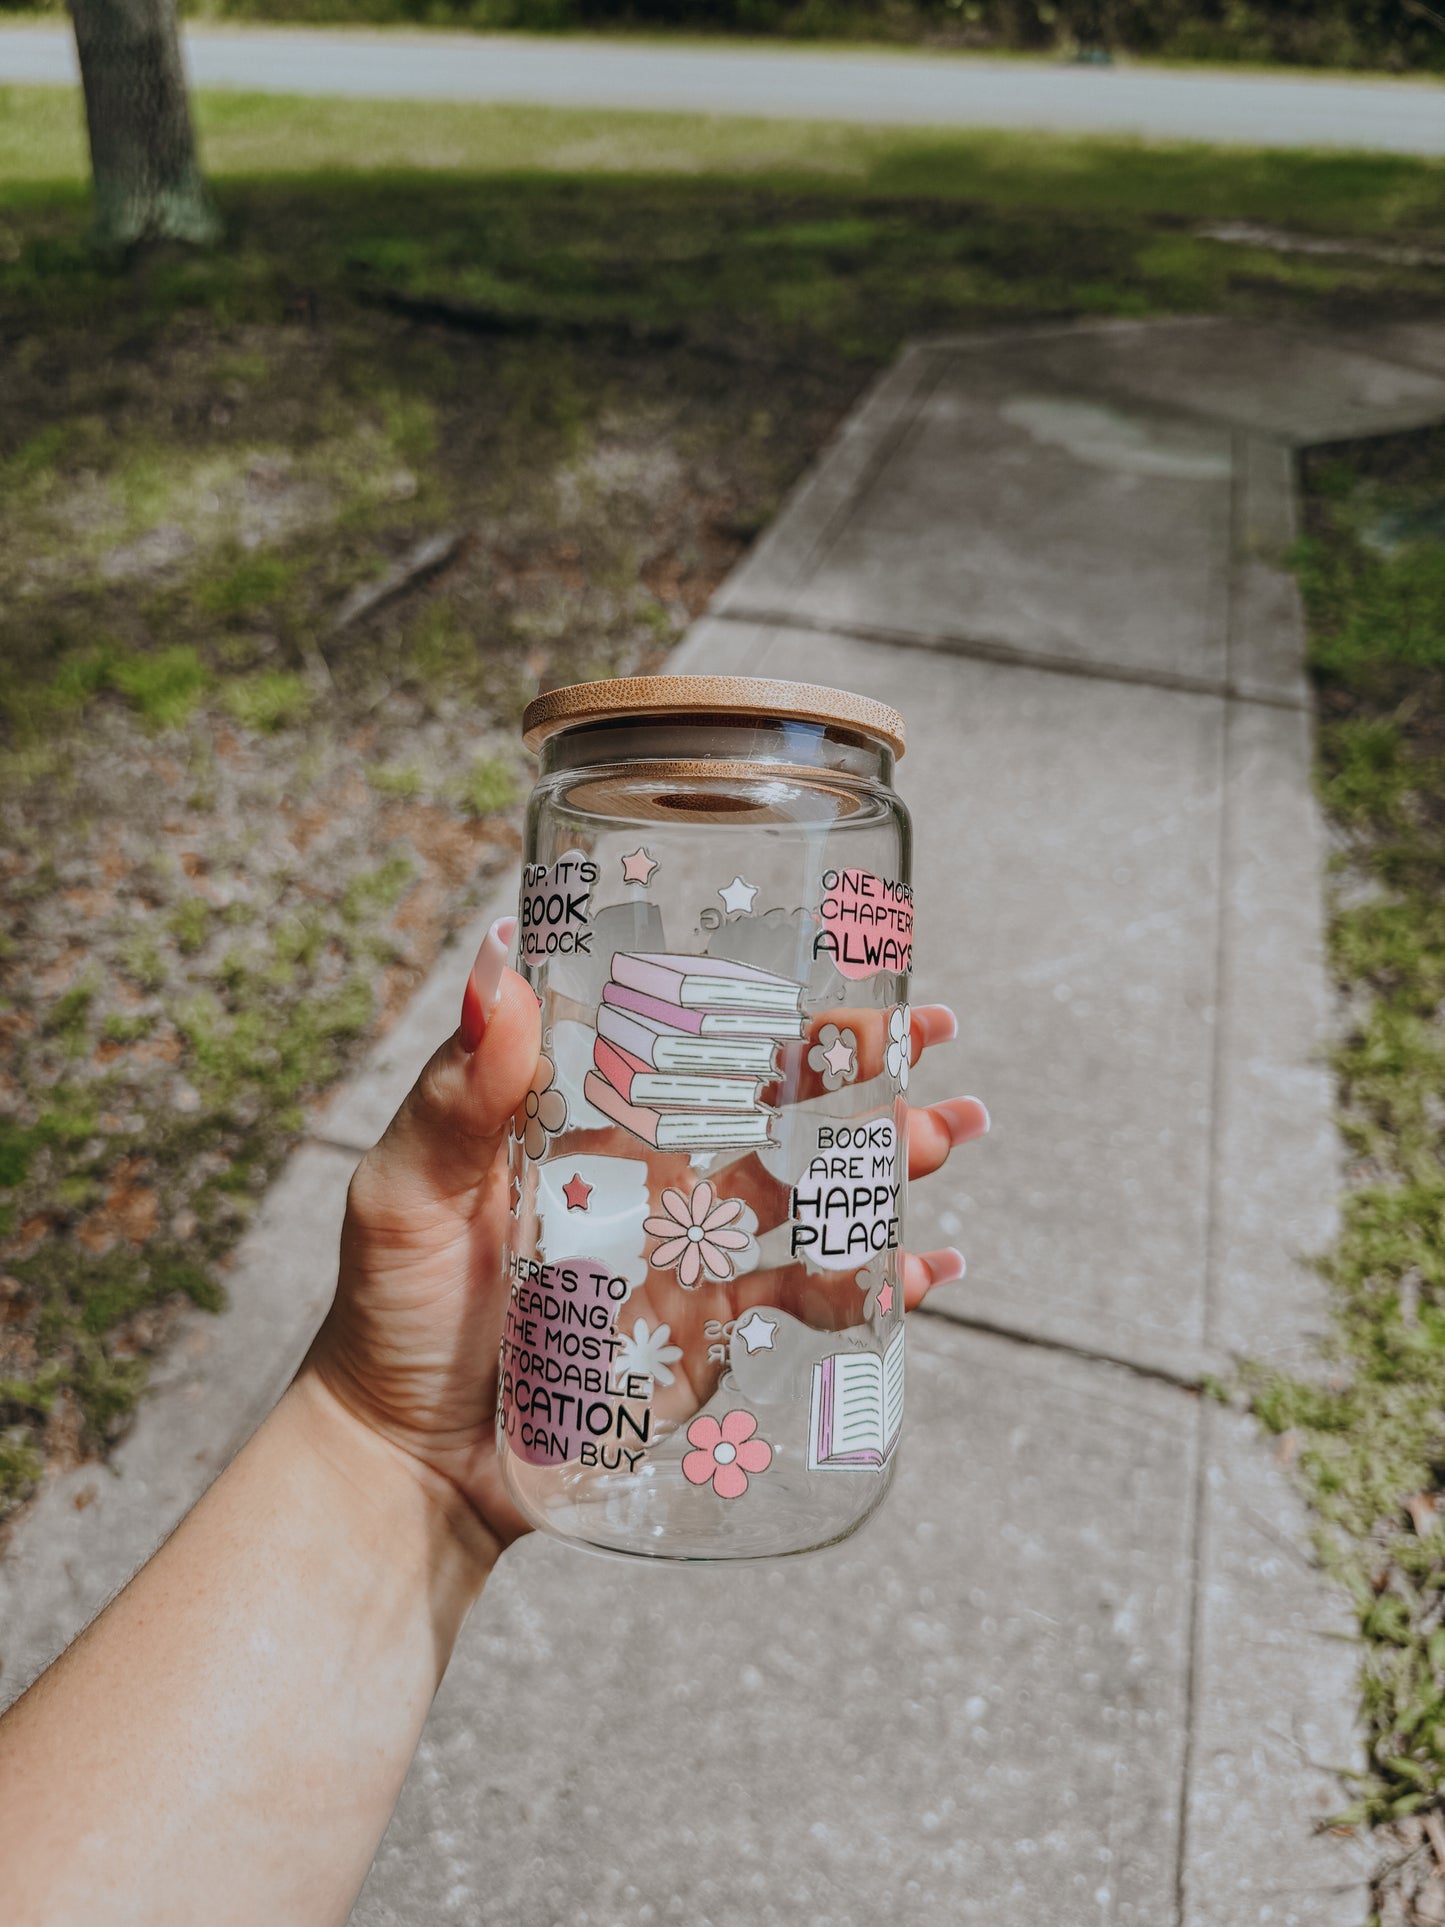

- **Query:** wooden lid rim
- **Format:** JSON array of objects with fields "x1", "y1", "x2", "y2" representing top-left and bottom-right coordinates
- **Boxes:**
[{"x1": 522, "y1": 675, "x2": 906, "y2": 758}]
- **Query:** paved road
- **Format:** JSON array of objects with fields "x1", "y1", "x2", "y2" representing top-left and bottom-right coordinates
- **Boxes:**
[{"x1": 2, "y1": 22, "x2": 1442, "y2": 153}]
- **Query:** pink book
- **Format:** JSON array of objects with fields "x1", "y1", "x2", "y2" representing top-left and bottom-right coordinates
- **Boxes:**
[
  {"x1": 592, "y1": 1038, "x2": 761, "y2": 1112},
  {"x1": 596, "y1": 1003, "x2": 781, "y2": 1076},
  {"x1": 601, "y1": 981, "x2": 805, "y2": 1041},
  {"x1": 583, "y1": 1072, "x2": 774, "y2": 1151},
  {"x1": 610, "y1": 951, "x2": 803, "y2": 1014}
]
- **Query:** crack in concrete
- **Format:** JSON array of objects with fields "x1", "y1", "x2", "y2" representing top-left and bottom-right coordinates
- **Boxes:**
[
  {"x1": 910, "y1": 1300, "x2": 1207, "y2": 1396},
  {"x1": 710, "y1": 605, "x2": 1310, "y2": 710}
]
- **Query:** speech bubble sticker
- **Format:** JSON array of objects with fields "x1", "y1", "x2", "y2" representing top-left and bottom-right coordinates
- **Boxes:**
[
  {"x1": 535, "y1": 1153, "x2": 652, "y2": 1291},
  {"x1": 498, "y1": 1250, "x2": 653, "y2": 1469},
  {"x1": 813, "y1": 868, "x2": 913, "y2": 981},
  {"x1": 789, "y1": 1115, "x2": 902, "y2": 1273},
  {"x1": 518, "y1": 851, "x2": 598, "y2": 964}
]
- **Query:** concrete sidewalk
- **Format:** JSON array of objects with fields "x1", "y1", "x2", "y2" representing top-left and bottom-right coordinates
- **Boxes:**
[
  {"x1": 6, "y1": 315, "x2": 1445, "y2": 1923},
  {"x1": 4, "y1": 23, "x2": 1445, "y2": 154}
]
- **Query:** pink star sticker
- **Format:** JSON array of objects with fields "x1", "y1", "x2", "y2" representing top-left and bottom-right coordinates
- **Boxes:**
[
  {"x1": 562, "y1": 1172, "x2": 593, "y2": 1212},
  {"x1": 876, "y1": 1279, "x2": 895, "y2": 1316},
  {"x1": 620, "y1": 847, "x2": 658, "y2": 885},
  {"x1": 821, "y1": 1034, "x2": 855, "y2": 1081}
]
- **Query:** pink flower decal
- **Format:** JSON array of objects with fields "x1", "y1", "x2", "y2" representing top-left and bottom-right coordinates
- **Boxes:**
[
  {"x1": 682, "y1": 1410, "x2": 773, "y2": 1499},
  {"x1": 644, "y1": 1181, "x2": 749, "y2": 1288}
]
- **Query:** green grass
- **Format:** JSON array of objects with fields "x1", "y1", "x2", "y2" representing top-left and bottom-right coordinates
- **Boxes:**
[
  {"x1": 457, "y1": 754, "x2": 518, "y2": 815},
  {"x1": 109, "y1": 646, "x2": 213, "y2": 727},
  {"x1": 198, "y1": 553, "x2": 297, "y2": 616},
  {"x1": 0, "y1": 96, "x2": 1433, "y2": 762},
  {"x1": 2, "y1": 83, "x2": 1445, "y2": 234},
  {"x1": 366, "y1": 760, "x2": 425, "y2": 799},
  {"x1": 1248, "y1": 429, "x2": 1445, "y2": 1836},
  {"x1": 221, "y1": 670, "x2": 313, "y2": 731}
]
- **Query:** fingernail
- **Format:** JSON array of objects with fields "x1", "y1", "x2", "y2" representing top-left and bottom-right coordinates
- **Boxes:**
[
  {"x1": 934, "y1": 1005, "x2": 959, "y2": 1041},
  {"x1": 941, "y1": 1096, "x2": 991, "y2": 1144},
  {"x1": 459, "y1": 915, "x2": 517, "y2": 1053},
  {"x1": 929, "y1": 1247, "x2": 967, "y2": 1284}
]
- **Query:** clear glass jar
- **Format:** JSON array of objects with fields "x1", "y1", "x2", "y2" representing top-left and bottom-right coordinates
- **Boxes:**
[{"x1": 497, "y1": 676, "x2": 913, "y2": 1561}]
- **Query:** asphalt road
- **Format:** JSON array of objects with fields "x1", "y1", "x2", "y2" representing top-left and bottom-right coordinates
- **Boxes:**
[{"x1": 2, "y1": 23, "x2": 1441, "y2": 153}]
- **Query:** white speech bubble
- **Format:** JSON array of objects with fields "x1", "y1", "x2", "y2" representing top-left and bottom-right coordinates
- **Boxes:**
[
  {"x1": 787, "y1": 1115, "x2": 902, "y2": 1273},
  {"x1": 536, "y1": 1153, "x2": 651, "y2": 1291}
]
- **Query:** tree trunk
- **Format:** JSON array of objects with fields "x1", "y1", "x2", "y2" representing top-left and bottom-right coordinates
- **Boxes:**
[{"x1": 68, "y1": 0, "x2": 219, "y2": 252}]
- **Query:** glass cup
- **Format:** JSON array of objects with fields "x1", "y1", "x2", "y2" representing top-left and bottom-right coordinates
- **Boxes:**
[{"x1": 497, "y1": 675, "x2": 913, "y2": 1561}]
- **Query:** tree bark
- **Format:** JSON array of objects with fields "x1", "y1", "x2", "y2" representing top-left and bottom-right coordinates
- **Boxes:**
[{"x1": 68, "y1": 0, "x2": 219, "y2": 252}]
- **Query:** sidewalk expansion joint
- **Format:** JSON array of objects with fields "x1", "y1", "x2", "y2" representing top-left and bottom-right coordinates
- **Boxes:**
[
  {"x1": 1171, "y1": 434, "x2": 1245, "y2": 1916},
  {"x1": 909, "y1": 1301, "x2": 1207, "y2": 1396},
  {"x1": 710, "y1": 606, "x2": 1309, "y2": 711}
]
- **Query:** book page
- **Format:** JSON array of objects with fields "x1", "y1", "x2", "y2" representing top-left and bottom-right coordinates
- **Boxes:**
[
  {"x1": 660, "y1": 1111, "x2": 773, "y2": 1150},
  {"x1": 881, "y1": 1327, "x2": 905, "y2": 1451},
  {"x1": 830, "y1": 1351, "x2": 885, "y2": 1458}
]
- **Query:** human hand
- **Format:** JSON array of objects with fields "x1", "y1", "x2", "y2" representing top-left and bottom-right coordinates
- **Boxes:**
[{"x1": 304, "y1": 918, "x2": 990, "y2": 1555}]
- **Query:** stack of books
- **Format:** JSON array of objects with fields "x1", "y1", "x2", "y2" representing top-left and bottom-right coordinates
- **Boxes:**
[{"x1": 584, "y1": 951, "x2": 805, "y2": 1151}]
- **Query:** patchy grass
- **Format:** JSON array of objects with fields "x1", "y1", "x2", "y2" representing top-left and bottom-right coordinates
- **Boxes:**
[
  {"x1": 221, "y1": 670, "x2": 313, "y2": 732},
  {"x1": 366, "y1": 760, "x2": 424, "y2": 799},
  {"x1": 1242, "y1": 427, "x2": 1445, "y2": 1908},
  {"x1": 4, "y1": 82, "x2": 1445, "y2": 231},
  {"x1": 458, "y1": 755, "x2": 519, "y2": 816},
  {"x1": 1, "y1": 92, "x2": 1442, "y2": 1528}
]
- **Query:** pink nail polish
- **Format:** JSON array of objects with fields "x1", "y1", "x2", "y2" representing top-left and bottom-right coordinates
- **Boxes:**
[
  {"x1": 935, "y1": 1005, "x2": 960, "y2": 1041},
  {"x1": 459, "y1": 915, "x2": 517, "y2": 1052},
  {"x1": 932, "y1": 1247, "x2": 967, "y2": 1284}
]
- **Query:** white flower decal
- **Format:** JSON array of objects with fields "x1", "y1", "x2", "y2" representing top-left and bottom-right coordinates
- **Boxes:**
[
  {"x1": 515, "y1": 1055, "x2": 567, "y2": 1160},
  {"x1": 614, "y1": 1316, "x2": 684, "y2": 1387},
  {"x1": 885, "y1": 1004, "x2": 911, "y2": 1092},
  {"x1": 808, "y1": 1021, "x2": 858, "y2": 1091},
  {"x1": 644, "y1": 1181, "x2": 749, "y2": 1288}
]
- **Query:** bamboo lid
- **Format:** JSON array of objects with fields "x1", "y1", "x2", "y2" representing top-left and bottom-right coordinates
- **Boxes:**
[{"x1": 522, "y1": 676, "x2": 906, "y2": 759}]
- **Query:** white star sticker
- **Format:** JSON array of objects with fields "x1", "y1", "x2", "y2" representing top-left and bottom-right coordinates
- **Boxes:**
[
  {"x1": 734, "y1": 1310, "x2": 778, "y2": 1354},
  {"x1": 718, "y1": 875, "x2": 759, "y2": 915}
]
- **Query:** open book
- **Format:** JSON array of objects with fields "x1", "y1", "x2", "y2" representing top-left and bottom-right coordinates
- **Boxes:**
[{"x1": 807, "y1": 1326, "x2": 904, "y2": 1472}]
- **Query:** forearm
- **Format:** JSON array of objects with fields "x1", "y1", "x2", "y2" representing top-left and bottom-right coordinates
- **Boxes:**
[{"x1": 0, "y1": 1369, "x2": 496, "y2": 1927}]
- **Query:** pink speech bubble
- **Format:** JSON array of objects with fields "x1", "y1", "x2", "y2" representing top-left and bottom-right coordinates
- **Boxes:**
[
  {"x1": 499, "y1": 1252, "x2": 654, "y2": 1466},
  {"x1": 815, "y1": 868, "x2": 914, "y2": 981}
]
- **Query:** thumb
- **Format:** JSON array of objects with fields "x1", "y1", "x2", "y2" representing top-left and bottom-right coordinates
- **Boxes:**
[{"x1": 359, "y1": 916, "x2": 542, "y2": 1212}]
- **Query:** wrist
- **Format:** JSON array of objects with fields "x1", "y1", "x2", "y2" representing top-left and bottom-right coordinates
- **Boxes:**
[{"x1": 285, "y1": 1366, "x2": 500, "y2": 1613}]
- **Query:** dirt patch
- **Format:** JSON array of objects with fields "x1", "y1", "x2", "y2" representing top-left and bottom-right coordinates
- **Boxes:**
[{"x1": 0, "y1": 214, "x2": 853, "y2": 1524}]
